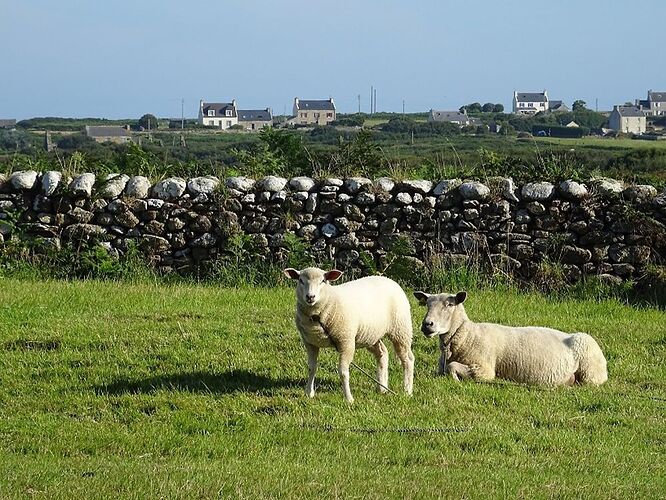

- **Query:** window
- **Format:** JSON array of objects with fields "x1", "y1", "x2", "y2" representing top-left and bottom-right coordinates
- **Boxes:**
[
  {"x1": 226, "y1": 109, "x2": 232, "y2": 117},
  {"x1": 314, "y1": 113, "x2": 320, "y2": 119},
  {"x1": 208, "y1": 110, "x2": 215, "y2": 116},
  {"x1": 327, "y1": 112, "x2": 333, "y2": 118},
  {"x1": 226, "y1": 120, "x2": 231, "y2": 127}
]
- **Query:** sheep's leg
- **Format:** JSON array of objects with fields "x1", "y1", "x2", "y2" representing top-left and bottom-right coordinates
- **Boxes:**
[
  {"x1": 392, "y1": 340, "x2": 415, "y2": 396},
  {"x1": 447, "y1": 361, "x2": 473, "y2": 381},
  {"x1": 367, "y1": 340, "x2": 389, "y2": 394},
  {"x1": 468, "y1": 363, "x2": 496, "y2": 382},
  {"x1": 304, "y1": 342, "x2": 319, "y2": 398},
  {"x1": 438, "y1": 336, "x2": 450, "y2": 376},
  {"x1": 337, "y1": 341, "x2": 356, "y2": 403}
]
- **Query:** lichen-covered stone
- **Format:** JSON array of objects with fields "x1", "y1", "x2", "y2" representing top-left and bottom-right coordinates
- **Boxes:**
[
  {"x1": 125, "y1": 176, "x2": 151, "y2": 198},
  {"x1": 459, "y1": 181, "x2": 490, "y2": 200},
  {"x1": 187, "y1": 176, "x2": 220, "y2": 195},
  {"x1": 70, "y1": 173, "x2": 96, "y2": 197},
  {"x1": 99, "y1": 174, "x2": 130, "y2": 199},
  {"x1": 10, "y1": 170, "x2": 39, "y2": 191},
  {"x1": 522, "y1": 182, "x2": 555, "y2": 202},
  {"x1": 42, "y1": 171, "x2": 62, "y2": 196},
  {"x1": 153, "y1": 177, "x2": 186, "y2": 201}
]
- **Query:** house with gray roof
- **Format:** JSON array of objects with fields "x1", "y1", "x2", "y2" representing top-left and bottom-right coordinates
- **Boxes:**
[
  {"x1": 635, "y1": 90, "x2": 666, "y2": 116},
  {"x1": 428, "y1": 109, "x2": 471, "y2": 126},
  {"x1": 292, "y1": 98, "x2": 336, "y2": 126},
  {"x1": 85, "y1": 125, "x2": 132, "y2": 144},
  {"x1": 198, "y1": 99, "x2": 238, "y2": 129},
  {"x1": 608, "y1": 105, "x2": 646, "y2": 134},
  {"x1": 238, "y1": 108, "x2": 273, "y2": 131},
  {"x1": 513, "y1": 90, "x2": 549, "y2": 115},
  {"x1": 0, "y1": 119, "x2": 16, "y2": 129},
  {"x1": 548, "y1": 100, "x2": 569, "y2": 113}
]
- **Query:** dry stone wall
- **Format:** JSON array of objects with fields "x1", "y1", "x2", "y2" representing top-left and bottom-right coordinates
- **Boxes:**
[{"x1": 1, "y1": 170, "x2": 665, "y2": 282}]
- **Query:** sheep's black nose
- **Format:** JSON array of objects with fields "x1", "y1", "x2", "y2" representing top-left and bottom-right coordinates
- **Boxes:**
[
  {"x1": 306, "y1": 294, "x2": 315, "y2": 303},
  {"x1": 421, "y1": 321, "x2": 434, "y2": 334}
]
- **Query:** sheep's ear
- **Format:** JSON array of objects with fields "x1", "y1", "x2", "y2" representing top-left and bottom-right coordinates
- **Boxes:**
[
  {"x1": 413, "y1": 291, "x2": 430, "y2": 306},
  {"x1": 455, "y1": 291, "x2": 467, "y2": 304},
  {"x1": 284, "y1": 268, "x2": 300, "y2": 280},
  {"x1": 324, "y1": 270, "x2": 343, "y2": 281}
]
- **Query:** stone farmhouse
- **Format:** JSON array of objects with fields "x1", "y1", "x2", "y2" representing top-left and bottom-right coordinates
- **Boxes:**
[
  {"x1": 0, "y1": 119, "x2": 16, "y2": 129},
  {"x1": 428, "y1": 109, "x2": 472, "y2": 126},
  {"x1": 292, "y1": 98, "x2": 336, "y2": 126},
  {"x1": 198, "y1": 100, "x2": 238, "y2": 129},
  {"x1": 513, "y1": 90, "x2": 549, "y2": 115},
  {"x1": 608, "y1": 105, "x2": 646, "y2": 134},
  {"x1": 237, "y1": 108, "x2": 273, "y2": 131},
  {"x1": 85, "y1": 125, "x2": 132, "y2": 144},
  {"x1": 635, "y1": 90, "x2": 666, "y2": 116}
]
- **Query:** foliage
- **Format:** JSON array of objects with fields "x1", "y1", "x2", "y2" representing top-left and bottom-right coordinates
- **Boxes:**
[
  {"x1": 572, "y1": 99, "x2": 587, "y2": 111},
  {"x1": 331, "y1": 113, "x2": 366, "y2": 127},
  {"x1": 137, "y1": 114, "x2": 159, "y2": 130}
]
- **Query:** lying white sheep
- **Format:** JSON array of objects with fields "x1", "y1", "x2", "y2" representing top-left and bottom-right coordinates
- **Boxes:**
[
  {"x1": 285, "y1": 267, "x2": 414, "y2": 402},
  {"x1": 413, "y1": 290, "x2": 608, "y2": 386}
]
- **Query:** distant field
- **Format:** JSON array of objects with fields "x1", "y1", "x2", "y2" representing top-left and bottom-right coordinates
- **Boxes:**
[
  {"x1": 534, "y1": 136, "x2": 666, "y2": 150},
  {"x1": 0, "y1": 279, "x2": 664, "y2": 498}
]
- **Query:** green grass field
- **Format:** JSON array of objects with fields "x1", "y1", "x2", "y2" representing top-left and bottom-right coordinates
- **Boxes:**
[{"x1": 0, "y1": 278, "x2": 664, "y2": 498}]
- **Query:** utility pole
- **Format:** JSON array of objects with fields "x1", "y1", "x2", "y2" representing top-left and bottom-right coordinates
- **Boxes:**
[
  {"x1": 595, "y1": 98, "x2": 598, "y2": 112},
  {"x1": 370, "y1": 86, "x2": 373, "y2": 114},
  {"x1": 374, "y1": 88, "x2": 377, "y2": 114},
  {"x1": 358, "y1": 94, "x2": 361, "y2": 113},
  {"x1": 181, "y1": 98, "x2": 184, "y2": 130},
  {"x1": 402, "y1": 99, "x2": 405, "y2": 114}
]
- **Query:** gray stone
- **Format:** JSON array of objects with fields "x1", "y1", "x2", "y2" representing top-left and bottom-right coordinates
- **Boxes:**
[
  {"x1": 0, "y1": 200, "x2": 14, "y2": 210},
  {"x1": 125, "y1": 176, "x2": 152, "y2": 198},
  {"x1": 191, "y1": 233, "x2": 217, "y2": 248},
  {"x1": 521, "y1": 182, "x2": 555, "y2": 202},
  {"x1": 68, "y1": 207, "x2": 94, "y2": 223},
  {"x1": 146, "y1": 198, "x2": 165, "y2": 209},
  {"x1": 63, "y1": 223, "x2": 107, "y2": 241},
  {"x1": 293, "y1": 191, "x2": 309, "y2": 202},
  {"x1": 70, "y1": 173, "x2": 96, "y2": 197},
  {"x1": 433, "y1": 179, "x2": 461, "y2": 196},
  {"x1": 187, "y1": 176, "x2": 220, "y2": 195},
  {"x1": 592, "y1": 178, "x2": 624, "y2": 197},
  {"x1": 401, "y1": 180, "x2": 433, "y2": 194},
  {"x1": 114, "y1": 211, "x2": 140, "y2": 229},
  {"x1": 42, "y1": 171, "x2": 62, "y2": 196},
  {"x1": 140, "y1": 235, "x2": 171, "y2": 253},
  {"x1": 225, "y1": 176, "x2": 255, "y2": 192},
  {"x1": 153, "y1": 177, "x2": 186, "y2": 201},
  {"x1": 515, "y1": 209, "x2": 531, "y2": 224},
  {"x1": 623, "y1": 184, "x2": 657, "y2": 203},
  {"x1": 0, "y1": 173, "x2": 6, "y2": 191},
  {"x1": 338, "y1": 193, "x2": 352, "y2": 203},
  {"x1": 289, "y1": 176, "x2": 316, "y2": 192},
  {"x1": 374, "y1": 177, "x2": 395, "y2": 193},
  {"x1": 106, "y1": 199, "x2": 128, "y2": 214},
  {"x1": 257, "y1": 175, "x2": 287, "y2": 192},
  {"x1": 459, "y1": 181, "x2": 490, "y2": 200},
  {"x1": 322, "y1": 177, "x2": 343, "y2": 187},
  {"x1": 395, "y1": 192, "x2": 412, "y2": 205},
  {"x1": 99, "y1": 174, "x2": 129, "y2": 199},
  {"x1": 560, "y1": 245, "x2": 592, "y2": 264},
  {"x1": 321, "y1": 223, "x2": 338, "y2": 238},
  {"x1": 355, "y1": 192, "x2": 375, "y2": 205},
  {"x1": 501, "y1": 178, "x2": 520, "y2": 203},
  {"x1": 526, "y1": 202, "x2": 546, "y2": 215},
  {"x1": 242, "y1": 193, "x2": 256, "y2": 204},
  {"x1": 271, "y1": 190, "x2": 288, "y2": 202},
  {"x1": 10, "y1": 170, "x2": 39, "y2": 190},
  {"x1": 559, "y1": 180, "x2": 588, "y2": 200},
  {"x1": 344, "y1": 177, "x2": 372, "y2": 194},
  {"x1": 298, "y1": 224, "x2": 319, "y2": 240}
]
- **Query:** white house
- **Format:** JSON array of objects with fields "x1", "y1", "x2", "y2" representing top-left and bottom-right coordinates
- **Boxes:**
[
  {"x1": 608, "y1": 105, "x2": 646, "y2": 134},
  {"x1": 198, "y1": 99, "x2": 238, "y2": 129},
  {"x1": 513, "y1": 91, "x2": 549, "y2": 115},
  {"x1": 636, "y1": 90, "x2": 666, "y2": 116}
]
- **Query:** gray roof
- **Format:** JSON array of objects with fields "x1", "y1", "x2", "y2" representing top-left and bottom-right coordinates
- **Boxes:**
[
  {"x1": 0, "y1": 119, "x2": 16, "y2": 128},
  {"x1": 648, "y1": 91, "x2": 666, "y2": 102},
  {"x1": 85, "y1": 125, "x2": 131, "y2": 137},
  {"x1": 615, "y1": 106, "x2": 645, "y2": 118},
  {"x1": 515, "y1": 92, "x2": 547, "y2": 103},
  {"x1": 549, "y1": 101, "x2": 569, "y2": 112},
  {"x1": 238, "y1": 109, "x2": 272, "y2": 122},
  {"x1": 430, "y1": 110, "x2": 469, "y2": 123},
  {"x1": 202, "y1": 102, "x2": 237, "y2": 117},
  {"x1": 295, "y1": 99, "x2": 335, "y2": 111}
]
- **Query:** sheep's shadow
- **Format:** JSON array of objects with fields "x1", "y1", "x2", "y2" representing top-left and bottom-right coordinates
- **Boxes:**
[{"x1": 95, "y1": 369, "x2": 310, "y2": 396}]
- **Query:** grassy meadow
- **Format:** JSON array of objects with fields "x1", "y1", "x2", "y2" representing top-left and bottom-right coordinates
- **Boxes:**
[{"x1": 0, "y1": 278, "x2": 664, "y2": 498}]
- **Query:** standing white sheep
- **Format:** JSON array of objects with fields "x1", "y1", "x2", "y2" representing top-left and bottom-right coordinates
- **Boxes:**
[
  {"x1": 284, "y1": 267, "x2": 415, "y2": 402},
  {"x1": 413, "y1": 290, "x2": 608, "y2": 386}
]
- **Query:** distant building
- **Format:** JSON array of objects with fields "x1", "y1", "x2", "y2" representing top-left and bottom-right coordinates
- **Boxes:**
[
  {"x1": 513, "y1": 90, "x2": 549, "y2": 115},
  {"x1": 0, "y1": 119, "x2": 16, "y2": 129},
  {"x1": 548, "y1": 100, "x2": 569, "y2": 113},
  {"x1": 428, "y1": 109, "x2": 471, "y2": 126},
  {"x1": 198, "y1": 100, "x2": 238, "y2": 129},
  {"x1": 85, "y1": 125, "x2": 132, "y2": 144},
  {"x1": 237, "y1": 108, "x2": 273, "y2": 131},
  {"x1": 293, "y1": 98, "x2": 336, "y2": 126},
  {"x1": 608, "y1": 106, "x2": 646, "y2": 134},
  {"x1": 565, "y1": 120, "x2": 579, "y2": 128},
  {"x1": 636, "y1": 90, "x2": 666, "y2": 116}
]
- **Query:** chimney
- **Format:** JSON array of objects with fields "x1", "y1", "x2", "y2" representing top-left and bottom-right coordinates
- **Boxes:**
[
  {"x1": 232, "y1": 99, "x2": 236, "y2": 107},
  {"x1": 125, "y1": 124, "x2": 131, "y2": 131}
]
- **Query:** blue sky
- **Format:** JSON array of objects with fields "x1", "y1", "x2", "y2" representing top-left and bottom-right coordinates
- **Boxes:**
[{"x1": 1, "y1": 0, "x2": 665, "y2": 119}]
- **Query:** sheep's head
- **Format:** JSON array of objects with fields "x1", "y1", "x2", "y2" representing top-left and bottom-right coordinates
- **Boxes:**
[
  {"x1": 284, "y1": 267, "x2": 343, "y2": 307},
  {"x1": 413, "y1": 290, "x2": 467, "y2": 338}
]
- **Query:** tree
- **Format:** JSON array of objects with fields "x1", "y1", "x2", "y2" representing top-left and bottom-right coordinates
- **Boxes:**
[
  {"x1": 492, "y1": 103, "x2": 504, "y2": 113},
  {"x1": 459, "y1": 102, "x2": 482, "y2": 114},
  {"x1": 572, "y1": 100, "x2": 587, "y2": 112},
  {"x1": 138, "y1": 114, "x2": 158, "y2": 130}
]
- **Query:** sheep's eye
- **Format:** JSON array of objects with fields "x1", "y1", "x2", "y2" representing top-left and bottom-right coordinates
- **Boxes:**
[{"x1": 299, "y1": 278, "x2": 304, "y2": 284}]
